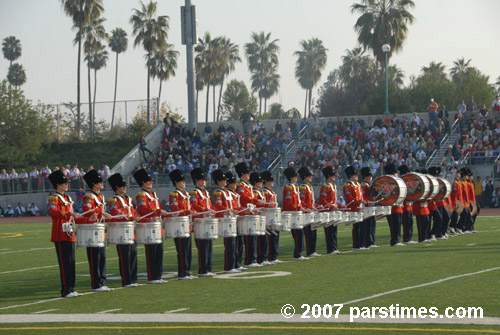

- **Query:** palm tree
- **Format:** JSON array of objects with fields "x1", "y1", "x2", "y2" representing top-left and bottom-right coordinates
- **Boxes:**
[
  {"x1": 388, "y1": 64, "x2": 405, "y2": 87},
  {"x1": 260, "y1": 70, "x2": 280, "y2": 114},
  {"x1": 294, "y1": 38, "x2": 328, "y2": 117},
  {"x1": 351, "y1": 0, "x2": 415, "y2": 68},
  {"x1": 130, "y1": 0, "x2": 169, "y2": 124},
  {"x1": 7, "y1": 63, "x2": 27, "y2": 89},
  {"x1": 244, "y1": 31, "x2": 280, "y2": 115},
  {"x1": 421, "y1": 61, "x2": 447, "y2": 79},
  {"x1": 195, "y1": 57, "x2": 205, "y2": 117},
  {"x1": 87, "y1": 42, "x2": 108, "y2": 129},
  {"x1": 108, "y1": 27, "x2": 128, "y2": 130},
  {"x1": 450, "y1": 57, "x2": 471, "y2": 83},
  {"x1": 340, "y1": 47, "x2": 374, "y2": 82},
  {"x1": 2, "y1": 36, "x2": 22, "y2": 68},
  {"x1": 150, "y1": 43, "x2": 179, "y2": 107},
  {"x1": 60, "y1": 0, "x2": 104, "y2": 137},
  {"x1": 215, "y1": 37, "x2": 241, "y2": 122}
]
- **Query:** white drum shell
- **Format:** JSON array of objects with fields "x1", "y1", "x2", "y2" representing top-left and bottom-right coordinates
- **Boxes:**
[
  {"x1": 218, "y1": 217, "x2": 237, "y2": 238},
  {"x1": 361, "y1": 207, "x2": 377, "y2": 218},
  {"x1": 194, "y1": 218, "x2": 219, "y2": 239},
  {"x1": 288, "y1": 211, "x2": 304, "y2": 229},
  {"x1": 76, "y1": 223, "x2": 106, "y2": 247},
  {"x1": 237, "y1": 215, "x2": 260, "y2": 236},
  {"x1": 136, "y1": 221, "x2": 162, "y2": 244},
  {"x1": 107, "y1": 221, "x2": 135, "y2": 245},
  {"x1": 279, "y1": 213, "x2": 292, "y2": 232},
  {"x1": 260, "y1": 207, "x2": 282, "y2": 231},
  {"x1": 163, "y1": 216, "x2": 191, "y2": 239},
  {"x1": 304, "y1": 212, "x2": 316, "y2": 226}
]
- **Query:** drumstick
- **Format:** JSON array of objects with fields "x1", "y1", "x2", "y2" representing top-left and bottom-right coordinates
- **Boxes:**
[
  {"x1": 80, "y1": 207, "x2": 97, "y2": 216},
  {"x1": 137, "y1": 211, "x2": 156, "y2": 221}
]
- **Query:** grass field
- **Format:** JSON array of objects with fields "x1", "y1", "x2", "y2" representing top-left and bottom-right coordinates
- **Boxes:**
[{"x1": 1, "y1": 217, "x2": 499, "y2": 334}]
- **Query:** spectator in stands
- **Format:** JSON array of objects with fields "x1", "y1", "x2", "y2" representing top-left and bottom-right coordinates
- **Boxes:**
[
  {"x1": 416, "y1": 148, "x2": 427, "y2": 163},
  {"x1": 410, "y1": 112, "x2": 420, "y2": 127},
  {"x1": 14, "y1": 203, "x2": 26, "y2": 217},
  {"x1": 139, "y1": 135, "x2": 152, "y2": 163},
  {"x1": 0, "y1": 169, "x2": 9, "y2": 194},
  {"x1": 275, "y1": 120, "x2": 282, "y2": 133},
  {"x1": 492, "y1": 187, "x2": 500, "y2": 208},
  {"x1": 4, "y1": 205, "x2": 14, "y2": 217},
  {"x1": 474, "y1": 176, "x2": 483, "y2": 206},
  {"x1": 300, "y1": 117, "x2": 309, "y2": 134},
  {"x1": 479, "y1": 104, "x2": 489, "y2": 123},
  {"x1": 28, "y1": 203, "x2": 40, "y2": 216},
  {"x1": 483, "y1": 177, "x2": 494, "y2": 208},
  {"x1": 30, "y1": 167, "x2": 39, "y2": 192},
  {"x1": 492, "y1": 95, "x2": 500, "y2": 114},
  {"x1": 0, "y1": 206, "x2": 3, "y2": 217},
  {"x1": 457, "y1": 99, "x2": 467, "y2": 130},
  {"x1": 75, "y1": 188, "x2": 85, "y2": 213},
  {"x1": 240, "y1": 110, "x2": 254, "y2": 135},
  {"x1": 427, "y1": 98, "x2": 439, "y2": 125},
  {"x1": 19, "y1": 169, "x2": 28, "y2": 192},
  {"x1": 438, "y1": 105, "x2": 449, "y2": 130},
  {"x1": 204, "y1": 124, "x2": 212, "y2": 138},
  {"x1": 466, "y1": 96, "x2": 478, "y2": 119},
  {"x1": 10, "y1": 169, "x2": 19, "y2": 194}
]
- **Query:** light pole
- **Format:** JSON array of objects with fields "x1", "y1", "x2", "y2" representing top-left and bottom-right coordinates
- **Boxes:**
[{"x1": 382, "y1": 44, "x2": 391, "y2": 115}]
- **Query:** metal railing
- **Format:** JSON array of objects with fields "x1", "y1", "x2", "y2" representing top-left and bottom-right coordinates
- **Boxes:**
[
  {"x1": 464, "y1": 151, "x2": 500, "y2": 165},
  {"x1": 425, "y1": 119, "x2": 460, "y2": 168}
]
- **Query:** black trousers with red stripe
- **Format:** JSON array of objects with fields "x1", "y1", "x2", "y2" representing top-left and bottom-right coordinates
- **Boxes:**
[
  {"x1": 257, "y1": 234, "x2": 269, "y2": 263},
  {"x1": 223, "y1": 236, "x2": 237, "y2": 271},
  {"x1": 144, "y1": 242, "x2": 163, "y2": 281},
  {"x1": 243, "y1": 235, "x2": 257, "y2": 265},
  {"x1": 235, "y1": 235, "x2": 244, "y2": 268},
  {"x1": 402, "y1": 210, "x2": 413, "y2": 242},
  {"x1": 268, "y1": 231, "x2": 280, "y2": 261},
  {"x1": 291, "y1": 228, "x2": 304, "y2": 258},
  {"x1": 195, "y1": 238, "x2": 213, "y2": 274},
  {"x1": 303, "y1": 225, "x2": 317, "y2": 255},
  {"x1": 324, "y1": 225, "x2": 338, "y2": 253},
  {"x1": 439, "y1": 206, "x2": 450, "y2": 236},
  {"x1": 54, "y1": 241, "x2": 76, "y2": 297},
  {"x1": 387, "y1": 213, "x2": 403, "y2": 246},
  {"x1": 116, "y1": 243, "x2": 138, "y2": 286},
  {"x1": 366, "y1": 217, "x2": 377, "y2": 247},
  {"x1": 174, "y1": 236, "x2": 192, "y2": 277},
  {"x1": 430, "y1": 209, "x2": 443, "y2": 237},
  {"x1": 416, "y1": 214, "x2": 430, "y2": 242},
  {"x1": 86, "y1": 246, "x2": 106, "y2": 289}
]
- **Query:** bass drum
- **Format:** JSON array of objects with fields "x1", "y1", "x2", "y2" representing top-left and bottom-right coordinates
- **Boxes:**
[
  {"x1": 434, "y1": 177, "x2": 452, "y2": 201},
  {"x1": 402, "y1": 172, "x2": 430, "y2": 201},
  {"x1": 424, "y1": 174, "x2": 439, "y2": 200},
  {"x1": 370, "y1": 175, "x2": 407, "y2": 206}
]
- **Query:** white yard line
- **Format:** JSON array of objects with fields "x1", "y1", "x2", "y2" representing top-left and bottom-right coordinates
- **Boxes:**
[
  {"x1": 0, "y1": 292, "x2": 95, "y2": 311},
  {"x1": 0, "y1": 247, "x2": 54, "y2": 255},
  {"x1": 164, "y1": 308, "x2": 189, "y2": 314},
  {"x1": 97, "y1": 309, "x2": 122, "y2": 314},
  {"x1": 32, "y1": 309, "x2": 58, "y2": 314},
  {"x1": 341, "y1": 266, "x2": 500, "y2": 306},
  {"x1": 232, "y1": 308, "x2": 256, "y2": 313}
]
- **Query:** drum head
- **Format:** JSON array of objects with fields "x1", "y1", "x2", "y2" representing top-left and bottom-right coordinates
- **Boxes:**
[
  {"x1": 434, "y1": 178, "x2": 451, "y2": 201},
  {"x1": 402, "y1": 173, "x2": 430, "y2": 201},
  {"x1": 425, "y1": 175, "x2": 439, "y2": 199},
  {"x1": 371, "y1": 176, "x2": 403, "y2": 206}
]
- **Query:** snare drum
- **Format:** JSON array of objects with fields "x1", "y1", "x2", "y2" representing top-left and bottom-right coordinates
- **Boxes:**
[
  {"x1": 402, "y1": 172, "x2": 430, "y2": 201},
  {"x1": 288, "y1": 211, "x2": 304, "y2": 229},
  {"x1": 218, "y1": 217, "x2": 237, "y2": 238},
  {"x1": 236, "y1": 215, "x2": 260, "y2": 236},
  {"x1": 311, "y1": 212, "x2": 326, "y2": 230},
  {"x1": 163, "y1": 216, "x2": 190, "y2": 238},
  {"x1": 76, "y1": 223, "x2": 105, "y2": 247},
  {"x1": 424, "y1": 174, "x2": 439, "y2": 200},
  {"x1": 371, "y1": 175, "x2": 408, "y2": 206},
  {"x1": 135, "y1": 221, "x2": 162, "y2": 244},
  {"x1": 328, "y1": 211, "x2": 344, "y2": 226},
  {"x1": 193, "y1": 218, "x2": 218, "y2": 239},
  {"x1": 361, "y1": 206, "x2": 377, "y2": 219},
  {"x1": 375, "y1": 206, "x2": 392, "y2": 218},
  {"x1": 435, "y1": 178, "x2": 452, "y2": 201},
  {"x1": 257, "y1": 215, "x2": 267, "y2": 235},
  {"x1": 260, "y1": 207, "x2": 282, "y2": 231},
  {"x1": 107, "y1": 221, "x2": 135, "y2": 245},
  {"x1": 280, "y1": 212, "x2": 292, "y2": 232},
  {"x1": 303, "y1": 211, "x2": 316, "y2": 227}
]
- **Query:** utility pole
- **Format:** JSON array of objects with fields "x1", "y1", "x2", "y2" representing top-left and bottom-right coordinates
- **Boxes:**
[{"x1": 182, "y1": 1, "x2": 197, "y2": 132}]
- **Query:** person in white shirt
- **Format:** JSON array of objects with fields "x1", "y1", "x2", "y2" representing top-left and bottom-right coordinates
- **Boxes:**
[
  {"x1": 411, "y1": 112, "x2": 420, "y2": 126},
  {"x1": 40, "y1": 165, "x2": 51, "y2": 190},
  {"x1": 491, "y1": 95, "x2": 500, "y2": 112},
  {"x1": 0, "y1": 169, "x2": 10, "y2": 194},
  {"x1": 416, "y1": 148, "x2": 427, "y2": 162},
  {"x1": 4, "y1": 205, "x2": 14, "y2": 217},
  {"x1": 10, "y1": 169, "x2": 19, "y2": 194},
  {"x1": 30, "y1": 167, "x2": 39, "y2": 192},
  {"x1": 14, "y1": 203, "x2": 26, "y2": 217},
  {"x1": 19, "y1": 169, "x2": 29, "y2": 193},
  {"x1": 29, "y1": 203, "x2": 40, "y2": 216},
  {"x1": 69, "y1": 165, "x2": 80, "y2": 190}
]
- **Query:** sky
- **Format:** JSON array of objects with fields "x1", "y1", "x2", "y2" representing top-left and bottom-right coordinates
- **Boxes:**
[{"x1": 1, "y1": 0, "x2": 499, "y2": 125}]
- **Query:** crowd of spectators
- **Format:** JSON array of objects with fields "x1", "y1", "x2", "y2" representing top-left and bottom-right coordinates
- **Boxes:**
[{"x1": 0, "y1": 202, "x2": 40, "y2": 217}]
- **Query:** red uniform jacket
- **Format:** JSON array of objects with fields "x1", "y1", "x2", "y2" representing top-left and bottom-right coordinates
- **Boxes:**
[
  {"x1": 212, "y1": 187, "x2": 232, "y2": 218},
  {"x1": 467, "y1": 181, "x2": 476, "y2": 205},
  {"x1": 262, "y1": 187, "x2": 278, "y2": 208},
  {"x1": 79, "y1": 192, "x2": 106, "y2": 223},
  {"x1": 169, "y1": 189, "x2": 191, "y2": 217},
  {"x1": 136, "y1": 190, "x2": 162, "y2": 222},
  {"x1": 253, "y1": 188, "x2": 266, "y2": 208},
  {"x1": 189, "y1": 187, "x2": 214, "y2": 219},
  {"x1": 461, "y1": 180, "x2": 470, "y2": 208},
  {"x1": 343, "y1": 181, "x2": 364, "y2": 212},
  {"x1": 413, "y1": 200, "x2": 430, "y2": 216},
  {"x1": 236, "y1": 181, "x2": 259, "y2": 209},
  {"x1": 450, "y1": 179, "x2": 463, "y2": 211},
  {"x1": 108, "y1": 194, "x2": 137, "y2": 221},
  {"x1": 428, "y1": 199, "x2": 437, "y2": 212},
  {"x1": 318, "y1": 182, "x2": 340, "y2": 211},
  {"x1": 48, "y1": 192, "x2": 76, "y2": 242},
  {"x1": 282, "y1": 183, "x2": 302, "y2": 211},
  {"x1": 228, "y1": 189, "x2": 242, "y2": 212},
  {"x1": 299, "y1": 184, "x2": 316, "y2": 210}
]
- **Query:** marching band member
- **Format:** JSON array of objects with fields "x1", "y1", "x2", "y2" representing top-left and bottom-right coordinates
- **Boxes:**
[
  {"x1": 79, "y1": 169, "x2": 113, "y2": 291},
  {"x1": 250, "y1": 172, "x2": 271, "y2": 265},
  {"x1": 283, "y1": 166, "x2": 307, "y2": 260},
  {"x1": 428, "y1": 167, "x2": 443, "y2": 241},
  {"x1": 299, "y1": 167, "x2": 321, "y2": 257},
  {"x1": 448, "y1": 168, "x2": 464, "y2": 235},
  {"x1": 413, "y1": 169, "x2": 431, "y2": 243},
  {"x1": 108, "y1": 173, "x2": 141, "y2": 288},
  {"x1": 261, "y1": 170, "x2": 282, "y2": 264},
  {"x1": 457, "y1": 168, "x2": 471, "y2": 234},
  {"x1": 319, "y1": 166, "x2": 341, "y2": 255},
  {"x1": 169, "y1": 169, "x2": 195, "y2": 279},
  {"x1": 235, "y1": 162, "x2": 263, "y2": 268},
  {"x1": 190, "y1": 167, "x2": 216, "y2": 277},
  {"x1": 432, "y1": 167, "x2": 451, "y2": 239},
  {"x1": 465, "y1": 169, "x2": 478, "y2": 233},
  {"x1": 212, "y1": 169, "x2": 239, "y2": 273},
  {"x1": 398, "y1": 165, "x2": 416, "y2": 244},
  {"x1": 134, "y1": 168, "x2": 168, "y2": 284},
  {"x1": 343, "y1": 166, "x2": 366, "y2": 250},
  {"x1": 384, "y1": 163, "x2": 404, "y2": 247},
  {"x1": 360, "y1": 167, "x2": 378, "y2": 248},
  {"x1": 48, "y1": 170, "x2": 81, "y2": 298},
  {"x1": 225, "y1": 171, "x2": 246, "y2": 271}
]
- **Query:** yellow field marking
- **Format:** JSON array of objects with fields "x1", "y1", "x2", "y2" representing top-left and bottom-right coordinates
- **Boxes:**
[
  {"x1": 0, "y1": 325, "x2": 499, "y2": 333},
  {"x1": 0, "y1": 233, "x2": 23, "y2": 239}
]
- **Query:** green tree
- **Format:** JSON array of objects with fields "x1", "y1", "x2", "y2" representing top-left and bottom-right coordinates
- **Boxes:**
[
  {"x1": 221, "y1": 80, "x2": 258, "y2": 121},
  {"x1": 421, "y1": 61, "x2": 447, "y2": 80},
  {"x1": 0, "y1": 80, "x2": 53, "y2": 169},
  {"x1": 86, "y1": 41, "x2": 108, "y2": 132},
  {"x1": 450, "y1": 57, "x2": 471, "y2": 83},
  {"x1": 60, "y1": 0, "x2": 104, "y2": 137},
  {"x1": 259, "y1": 70, "x2": 280, "y2": 115},
  {"x1": 130, "y1": 0, "x2": 169, "y2": 124},
  {"x1": 452, "y1": 68, "x2": 495, "y2": 109},
  {"x1": 215, "y1": 37, "x2": 241, "y2": 122},
  {"x1": 244, "y1": 31, "x2": 280, "y2": 115},
  {"x1": 149, "y1": 43, "x2": 179, "y2": 109},
  {"x1": 1, "y1": 36, "x2": 22, "y2": 68},
  {"x1": 351, "y1": 0, "x2": 415, "y2": 68},
  {"x1": 294, "y1": 38, "x2": 328, "y2": 117},
  {"x1": 108, "y1": 27, "x2": 128, "y2": 130},
  {"x1": 7, "y1": 63, "x2": 27, "y2": 89},
  {"x1": 388, "y1": 65, "x2": 405, "y2": 88}
]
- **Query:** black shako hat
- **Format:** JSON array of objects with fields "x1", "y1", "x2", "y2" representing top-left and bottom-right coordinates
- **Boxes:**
[
  {"x1": 108, "y1": 173, "x2": 126, "y2": 191},
  {"x1": 83, "y1": 169, "x2": 103, "y2": 188},
  {"x1": 211, "y1": 169, "x2": 227, "y2": 183},
  {"x1": 298, "y1": 167, "x2": 312, "y2": 180},
  {"x1": 322, "y1": 166, "x2": 336, "y2": 179},
  {"x1": 428, "y1": 166, "x2": 440, "y2": 176},
  {"x1": 250, "y1": 172, "x2": 262, "y2": 185},
  {"x1": 360, "y1": 167, "x2": 372, "y2": 179},
  {"x1": 133, "y1": 168, "x2": 152, "y2": 186},
  {"x1": 398, "y1": 165, "x2": 410, "y2": 175},
  {"x1": 169, "y1": 169, "x2": 186, "y2": 186},
  {"x1": 225, "y1": 171, "x2": 237, "y2": 184},
  {"x1": 190, "y1": 167, "x2": 206, "y2": 183},
  {"x1": 260, "y1": 170, "x2": 274, "y2": 182},
  {"x1": 48, "y1": 170, "x2": 68, "y2": 189},
  {"x1": 344, "y1": 166, "x2": 358, "y2": 179},
  {"x1": 383, "y1": 163, "x2": 398, "y2": 175},
  {"x1": 235, "y1": 162, "x2": 250, "y2": 177},
  {"x1": 283, "y1": 167, "x2": 298, "y2": 181}
]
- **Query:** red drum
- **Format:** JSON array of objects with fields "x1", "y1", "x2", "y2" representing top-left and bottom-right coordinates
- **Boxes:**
[
  {"x1": 424, "y1": 175, "x2": 439, "y2": 200},
  {"x1": 434, "y1": 177, "x2": 452, "y2": 201},
  {"x1": 402, "y1": 172, "x2": 430, "y2": 201},
  {"x1": 370, "y1": 175, "x2": 407, "y2": 206}
]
